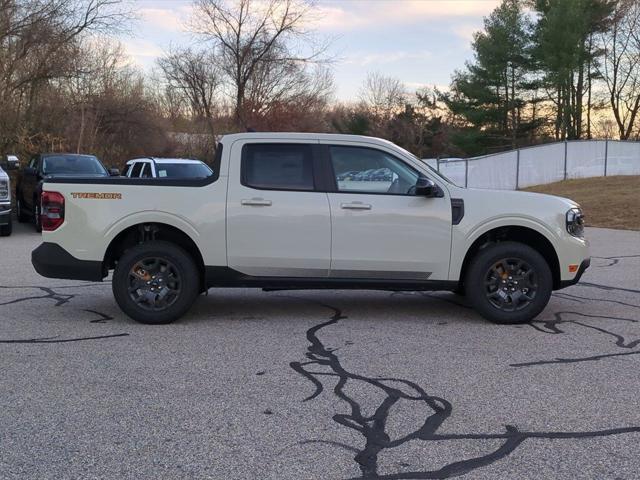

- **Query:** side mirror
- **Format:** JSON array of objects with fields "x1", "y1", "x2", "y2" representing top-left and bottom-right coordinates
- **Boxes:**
[
  {"x1": 109, "y1": 167, "x2": 120, "y2": 176},
  {"x1": 414, "y1": 176, "x2": 444, "y2": 198},
  {"x1": 3, "y1": 155, "x2": 19, "y2": 171}
]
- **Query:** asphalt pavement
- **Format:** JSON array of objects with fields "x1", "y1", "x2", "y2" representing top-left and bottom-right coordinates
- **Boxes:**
[{"x1": 1, "y1": 222, "x2": 639, "y2": 479}]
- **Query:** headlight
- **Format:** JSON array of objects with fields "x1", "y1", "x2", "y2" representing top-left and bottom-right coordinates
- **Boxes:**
[
  {"x1": 0, "y1": 180, "x2": 8, "y2": 200},
  {"x1": 566, "y1": 207, "x2": 585, "y2": 237}
]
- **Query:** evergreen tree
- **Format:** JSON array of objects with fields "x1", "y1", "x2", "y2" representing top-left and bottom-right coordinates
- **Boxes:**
[
  {"x1": 441, "y1": 0, "x2": 538, "y2": 154},
  {"x1": 532, "y1": 0, "x2": 615, "y2": 139}
]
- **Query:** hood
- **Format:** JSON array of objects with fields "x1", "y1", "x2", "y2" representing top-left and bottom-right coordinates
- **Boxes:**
[
  {"x1": 43, "y1": 173, "x2": 109, "y2": 179},
  {"x1": 446, "y1": 184, "x2": 581, "y2": 238}
]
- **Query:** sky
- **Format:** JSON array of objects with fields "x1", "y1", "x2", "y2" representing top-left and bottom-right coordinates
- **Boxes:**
[{"x1": 123, "y1": 0, "x2": 501, "y2": 101}]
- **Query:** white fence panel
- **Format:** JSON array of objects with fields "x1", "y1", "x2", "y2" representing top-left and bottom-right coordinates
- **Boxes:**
[
  {"x1": 517, "y1": 143, "x2": 566, "y2": 188},
  {"x1": 434, "y1": 140, "x2": 639, "y2": 190},
  {"x1": 467, "y1": 151, "x2": 517, "y2": 190},
  {"x1": 607, "y1": 141, "x2": 640, "y2": 176},
  {"x1": 438, "y1": 160, "x2": 466, "y2": 187},
  {"x1": 566, "y1": 141, "x2": 606, "y2": 178}
]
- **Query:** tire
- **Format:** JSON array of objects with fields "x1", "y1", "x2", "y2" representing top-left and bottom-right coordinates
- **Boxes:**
[
  {"x1": 112, "y1": 241, "x2": 200, "y2": 324},
  {"x1": 34, "y1": 199, "x2": 42, "y2": 232},
  {"x1": 16, "y1": 196, "x2": 29, "y2": 223},
  {"x1": 465, "y1": 241, "x2": 552, "y2": 324},
  {"x1": 0, "y1": 217, "x2": 11, "y2": 237}
]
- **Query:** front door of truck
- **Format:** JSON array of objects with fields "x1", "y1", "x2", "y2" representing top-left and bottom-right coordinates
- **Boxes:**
[
  {"x1": 226, "y1": 140, "x2": 331, "y2": 277},
  {"x1": 323, "y1": 143, "x2": 452, "y2": 281}
]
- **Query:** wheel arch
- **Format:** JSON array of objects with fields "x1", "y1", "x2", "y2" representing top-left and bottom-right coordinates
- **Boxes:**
[
  {"x1": 457, "y1": 225, "x2": 561, "y2": 291},
  {"x1": 103, "y1": 222, "x2": 206, "y2": 291}
]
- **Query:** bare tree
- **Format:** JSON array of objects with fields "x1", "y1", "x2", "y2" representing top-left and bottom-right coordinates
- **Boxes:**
[
  {"x1": 597, "y1": 0, "x2": 640, "y2": 140},
  {"x1": 358, "y1": 72, "x2": 407, "y2": 119},
  {"x1": 157, "y1": 47, "x2": 222, "y2": 145},
  {"x1": 189, "y1": 0, "x2": 329, "y2": 129},
  {"x1": 0, "y1": 0, "x2": 131, "y2": 153}
]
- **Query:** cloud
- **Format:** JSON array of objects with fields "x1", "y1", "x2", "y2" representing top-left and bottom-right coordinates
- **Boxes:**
[
  {"x1": 453, "y1": 23, "x2": 480, "y2": 42},
  {"x1": 122, "y1": 38, "x2": 164, "y2": 63},
  {"x1": 313, "y1": 0, "x2": 500, "y2": 31},
  {"x1": 344, "y1": 50, "x2": 432, "y2": 67},
  {"x1": 139, "y1": 6, "x2": 192, "y2": 32}
]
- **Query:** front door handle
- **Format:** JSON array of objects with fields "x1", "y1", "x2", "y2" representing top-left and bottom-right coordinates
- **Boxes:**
[
  {"x1": 341, "y1": 202, "x2": 372, "y2": 210},
  {"x1": 241, "y1": 198, "x2": 272, "y2": 207}
]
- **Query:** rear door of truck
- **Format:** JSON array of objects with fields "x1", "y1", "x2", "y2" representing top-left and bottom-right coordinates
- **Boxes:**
[{"x1": 226, "y1": 139, "x2": 331, "y2": 278}]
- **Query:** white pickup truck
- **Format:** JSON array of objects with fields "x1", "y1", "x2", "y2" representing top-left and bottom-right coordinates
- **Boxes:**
[{"x1": 32, "y1": 133, "x2": 589, "y2": 324}]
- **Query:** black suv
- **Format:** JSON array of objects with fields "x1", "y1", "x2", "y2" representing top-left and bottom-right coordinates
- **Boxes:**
[{"x1": 16, "y1": 153, "x2": 112, "y2": 231}]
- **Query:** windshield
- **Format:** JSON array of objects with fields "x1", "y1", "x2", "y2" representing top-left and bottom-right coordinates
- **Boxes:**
[
  {"x1": 156, "y1": 162, "x2": 213, "y2": 178},
  {"x1": 42, "y1": 155, "x2": 107, "y2": 176}
]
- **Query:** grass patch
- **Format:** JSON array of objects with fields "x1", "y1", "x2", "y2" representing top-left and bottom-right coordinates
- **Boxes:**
[{"x1": 523, "y1": 176, "x2": 640, "y2": 231}]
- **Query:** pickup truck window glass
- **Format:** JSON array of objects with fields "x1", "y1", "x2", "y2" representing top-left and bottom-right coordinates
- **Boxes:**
[
  {"x1": 242, "y1": 144, "x2": 314, "y2": 191},
  {"x1": 140, "y1": 163, "x2": 153, "y2": 178},
  {"x1": 156, "y1": 163, "x2": 213, "y2": 178},
  {"x1": 42, "y1": 155, "x2": 107, "y2": 175},
  {"x1": 130, "y1": 162, "x2": 144, "y2": 178},
  {"x1": 329, "y1": 146, "x2": 419, "y2": 195}
]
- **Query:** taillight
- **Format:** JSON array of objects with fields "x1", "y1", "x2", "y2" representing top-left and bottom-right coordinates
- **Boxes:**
[{"x1": 41, "y1": 191, "x2": 65, "y2": 231}]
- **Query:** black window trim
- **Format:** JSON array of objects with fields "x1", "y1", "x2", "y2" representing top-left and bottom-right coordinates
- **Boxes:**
[
  {"x1": 240, "y1": 143, "x2": 324, "y2": 193},
  {"x1": 322, "y1": 144, "x2": 423, "y2": 197}
]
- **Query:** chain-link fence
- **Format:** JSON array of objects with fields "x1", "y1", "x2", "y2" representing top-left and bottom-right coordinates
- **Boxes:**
[{"x1": 424, "y1": 140, "x2": 640, "y2": 190}]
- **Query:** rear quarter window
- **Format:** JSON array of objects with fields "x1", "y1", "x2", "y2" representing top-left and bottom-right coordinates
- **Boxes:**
[{"x1": 241, "y1": 143, "x2": 315, "y2": 191}]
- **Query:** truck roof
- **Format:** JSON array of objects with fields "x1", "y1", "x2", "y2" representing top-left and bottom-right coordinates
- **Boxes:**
[
  {"x1": 219, "y1": 132, "x2": 399, "y2": 148},
  {"x1": 126, "y1": 158, "x2": 204, "y2": 165}
]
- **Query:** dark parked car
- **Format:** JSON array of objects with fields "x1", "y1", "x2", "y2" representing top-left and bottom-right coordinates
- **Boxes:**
[{"x1": 16, "y1": 153, "x2": 112, "y2": 231}]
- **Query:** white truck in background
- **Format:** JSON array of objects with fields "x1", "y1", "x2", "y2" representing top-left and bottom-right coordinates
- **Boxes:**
[
  {"x1": 0, "y1": 155, "x2": 19, "y2": 236},
  {"x1": 31, "y1": 133, "x2": 590, "y2": 324}
]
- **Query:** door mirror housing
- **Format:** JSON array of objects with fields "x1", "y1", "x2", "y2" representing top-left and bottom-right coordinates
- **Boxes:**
[
  {"x1": 414, "y1": 176, "x2": 444, "y2": 198},
  {"x1": 2, "y1": 155, "x2": 19, "y2": 171}
]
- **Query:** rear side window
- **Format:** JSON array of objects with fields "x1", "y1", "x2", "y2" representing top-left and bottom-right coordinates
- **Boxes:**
[
  {"x1": 140, "y1": 163, "x2": 153, "y2": 178},
  {"x1": 130, "y1": 162, "x2": 143, "y2": 177},
  {"x1": 242, "y1": 143, "x2": 314, "y2": 191}
]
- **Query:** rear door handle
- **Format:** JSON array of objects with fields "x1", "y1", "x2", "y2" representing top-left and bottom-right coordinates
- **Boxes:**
[
  {"x1": 241, "y1": 198, "x2": 272, "y2": 207},
  {"x1": 341, "y1": 202, "x2": 372, "y2": 210}
]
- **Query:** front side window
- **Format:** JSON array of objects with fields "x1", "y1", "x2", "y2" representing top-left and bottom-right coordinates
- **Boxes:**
[
  {"x1": 329, "y1": 146, "x2": 419, "y2": 195},
  {"x1": 242, "y1": 143, "x2": 314, "y2": 191}
]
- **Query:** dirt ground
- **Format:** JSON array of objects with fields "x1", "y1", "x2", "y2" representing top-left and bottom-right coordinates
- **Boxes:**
[{"x1": 524, "y1": 175, "x2": 640, "y2": 230}]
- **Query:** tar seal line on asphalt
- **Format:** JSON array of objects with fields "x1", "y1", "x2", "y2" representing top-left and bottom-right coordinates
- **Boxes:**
[{"x1": 290, "y1": 298, "x2": 640, "y2": 479}]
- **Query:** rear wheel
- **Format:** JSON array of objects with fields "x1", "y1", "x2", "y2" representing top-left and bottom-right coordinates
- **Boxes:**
[
  {"x1": 465, "y1": 241, "x2": 552, "y2": 324},
  {"x1": 16, "y1": 197, "x2": 29, "y2": 223},
  {"x1": 112, "y1": 241, "x2": 199, "y2": 324}
]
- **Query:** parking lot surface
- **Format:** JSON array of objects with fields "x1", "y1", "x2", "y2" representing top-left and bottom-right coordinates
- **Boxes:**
[{"x1": 1, "y1": 223, "x2": 639, "y2": 479}]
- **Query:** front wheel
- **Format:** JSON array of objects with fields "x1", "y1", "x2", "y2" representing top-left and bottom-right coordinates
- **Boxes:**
[
  {"x1": 112, "y1": 241, "x2": 200, "y2": 324},
  {"x1": 465, "y1": 241, "x2": 552, "y2": 324}
]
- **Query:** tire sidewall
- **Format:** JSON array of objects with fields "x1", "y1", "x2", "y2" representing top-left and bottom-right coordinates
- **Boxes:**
[
  {"x1": 465, "y1": 242, "x2": 552, "y2": 324},
  {"x1": 112, "y1": 241, "x2": 199, "y2": 324}
]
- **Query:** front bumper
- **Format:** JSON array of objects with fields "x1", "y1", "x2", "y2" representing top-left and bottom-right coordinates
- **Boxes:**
[
  {"x1": 558, "y1": 258, "x2": 590, "y2": 289},
  {"x1": 32, "y1": 243, "x2": 105, "y2": 281},
  {"x1": 0, "y1": 202, "x2": 11, "y2": 226}
]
